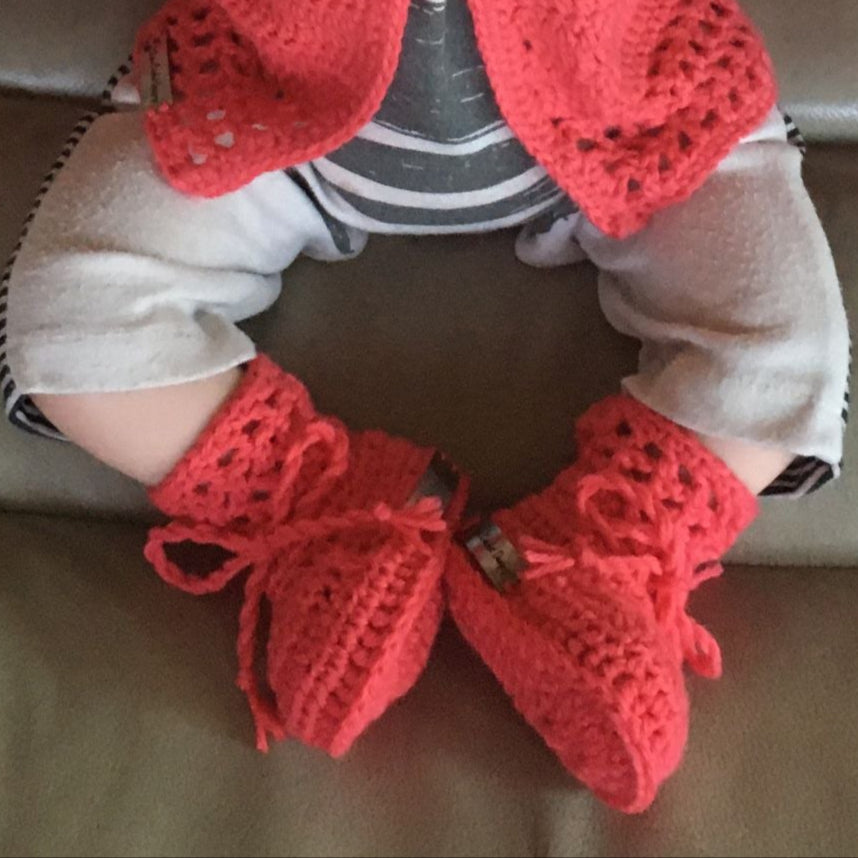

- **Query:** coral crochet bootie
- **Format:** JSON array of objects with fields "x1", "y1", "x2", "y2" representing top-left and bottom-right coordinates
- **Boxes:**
[
  {"x1": 446, "y1": 395, "x2": 757, "y2": 813},
  {"x1": 145, "y1": 355, "x2": 468, "y2": 755}
]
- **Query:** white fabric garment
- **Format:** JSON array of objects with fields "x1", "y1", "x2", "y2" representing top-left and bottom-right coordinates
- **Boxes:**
[{"x1": 1, "y1": 107, "x2": 849, "y2": 495}]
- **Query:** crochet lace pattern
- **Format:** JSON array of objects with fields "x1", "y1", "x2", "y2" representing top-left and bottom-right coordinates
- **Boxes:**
[
  {"x1": 470, "y1": 0, "x2": 777, "y2": 236},
  {"x1": 446, "y1": 395, "x2": 757, "y2": 812},
  {"x1": 146, "y1": 355, "x2": 466, "y2": 755},
  {"x1": 134, "y1": 0, "x2": 775, "y2": 238},
  {"x1": 135, "y1": 0, "x2": 408, "y2": 200}
]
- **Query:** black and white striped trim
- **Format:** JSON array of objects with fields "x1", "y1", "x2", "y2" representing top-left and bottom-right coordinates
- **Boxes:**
[
  {"x1": 762, "y1": 341, "x2": 852, "y2": 497},
  {"x1": 783, "y1": 111, "x2": 808, "y2": 155},
  {"x1": 763, "y1": 455, "x2": 838, "y2": 497},
  {"x1": 100, "y1": 58, "x2": 134, "y2": 109},
  {"x1": 0, "y1": 59, "x2": 133, "y2": 440}
]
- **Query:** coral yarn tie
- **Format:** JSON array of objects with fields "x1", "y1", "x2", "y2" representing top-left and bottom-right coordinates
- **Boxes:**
[
  {"x1": 518, "y1": 470, "x2": 726, "y2": 681},
  {"x1": 144, "y1": 355, "x2": 463, "y2": 755},
  {"x1": 146, "y1": 497, "x2": 446, "y2": 750}
]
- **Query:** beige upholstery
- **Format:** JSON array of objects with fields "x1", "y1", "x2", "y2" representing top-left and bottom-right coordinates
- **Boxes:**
[
  {"x1": 2, "y1": 2, "x2": 858, "y2": 854},
  {"x1": 3, "y1": 512, "x2": 858, "y2": 856}
]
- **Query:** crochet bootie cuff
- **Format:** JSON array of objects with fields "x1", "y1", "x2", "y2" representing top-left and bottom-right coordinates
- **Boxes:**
[
  {"x1": 574, "y1": 394, "x2": 759, "y2": 556},
  {"x1": 149, "y1": 355, "x2": 349, "y2": 526}
]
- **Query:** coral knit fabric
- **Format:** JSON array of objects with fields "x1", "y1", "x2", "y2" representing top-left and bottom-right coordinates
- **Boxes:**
[
  {"x1": 445, "y1": 395, "x2": 758, "y2": 812},
  {"x1": 146, "y1": 356, "x2": 464, "y2": 756},
  {"x1": 134, "y1": 0, "x2": 777, "y2": 238}
]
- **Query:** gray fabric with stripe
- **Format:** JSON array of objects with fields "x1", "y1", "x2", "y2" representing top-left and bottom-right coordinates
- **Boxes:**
[
  {"x1": 374, "y1": 0, "x2": 499, "y2": 139},
  {"x1": 318, "y1": 0, "x2": 566, "y2": 229},
  {"x1": 311, "y1": 171, "x2": 563, "y2": 228}
]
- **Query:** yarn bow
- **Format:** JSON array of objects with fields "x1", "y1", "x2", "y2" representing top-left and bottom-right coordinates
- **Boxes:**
[
  {"x1": 517, "y1": 468, "x2": 725, "y2": 680},
  {"x1": 145, "y1": 494, "x2": 446, "y2": 750}
]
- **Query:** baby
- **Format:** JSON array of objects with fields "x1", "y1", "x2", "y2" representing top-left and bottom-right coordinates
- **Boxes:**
[{"x1": 0, "y1": 0, "x2": 849, "y2": 813}]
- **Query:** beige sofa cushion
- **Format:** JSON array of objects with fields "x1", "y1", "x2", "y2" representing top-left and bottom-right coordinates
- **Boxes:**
[{"x1": 1, "y1": 512, "x2": 857, "y2": 855}]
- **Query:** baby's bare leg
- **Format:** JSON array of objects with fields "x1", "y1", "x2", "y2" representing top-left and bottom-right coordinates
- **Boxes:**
[
  {"x1": 33, "y1": 370, "x2": 241, "y2": 486},
  {"x1": 695, "y1": 434, "x2": 793, "y2": 496}
]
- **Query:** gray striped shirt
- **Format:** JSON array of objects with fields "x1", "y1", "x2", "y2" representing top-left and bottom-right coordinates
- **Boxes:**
[{"x1": 298, "y1": 0, "x2": 568, "y2": 234}]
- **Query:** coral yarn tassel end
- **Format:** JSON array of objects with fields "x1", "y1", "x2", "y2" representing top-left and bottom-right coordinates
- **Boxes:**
[
  {"x1": 683, "y1": 621, "x2": 723, "y2": 680},
  {"x1": 245, "y1": 702, "x2": 287, "y2": 754},
  {"x1": 236, "y1": 568, "x2": 287, "y2": 754}
]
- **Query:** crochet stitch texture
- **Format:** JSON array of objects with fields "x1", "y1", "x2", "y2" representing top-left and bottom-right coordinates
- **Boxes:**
[
  {"x1": 446, "y1": 395, "x2": 758, "y2": 812},
  {"x1": 134, "y1": 0, "x2": 777, "y2": 237},
  {"x1": 146, "y1": 355, "x2": 466, "y2": 755}
]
